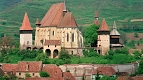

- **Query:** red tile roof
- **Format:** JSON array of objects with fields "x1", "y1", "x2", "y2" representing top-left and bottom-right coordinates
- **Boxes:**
[
  {"x1": 44, "y1": 40, "x2": 61, "y2": 45},
  {"x1": 26, "y1": 77, "x2": 64, "y2": 80},
  {"x1": 98, "y1": 19, "x2": 109, "y2": 31},
  {"x1": 63, "y1": 72, "x2": 75, "y2": 80},
  {"x1": 92, "y1": 66, "x2": 116, "y2": 76},
  {"x1": 93, "y1": 20, "x2": 100, "y2": 25},
  {"x1": 131, "y1": 76, "x2": 143, "y2": 80},
  {"x1": 20, "y1": 12, "x2": 33, "y2": 30},
  {"x1": 117, "y1": 76, "x2": 131, "y2": 80},
  {"x1": 16, "y1": 61, "x2": 42, "y2": 72},
  {"x1": 40, "y1": 2, "x2": 77, "y2": 28},
  {"x1": 58, "y1": 12, "x2": 77, "y2": 27},
  {"x1": 2, "y1": 64, "x2": 17, "y2": 72},
  {"x1": 42, "y1": 64, "x2": 63, "y2": 78},
  {"x1": 40, "y1": 3, "x2": 64, "y2": 27}
]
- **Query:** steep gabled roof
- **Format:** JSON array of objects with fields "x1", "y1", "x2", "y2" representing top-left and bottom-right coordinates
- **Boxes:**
[
  {"x1": 58, "y1": 12, "x2": 78, "y2": 27},
  {"x1": 40, "y1": 3, "x2": 64, "y2": 27},
  {"x1": 20, "y1": 12, "x2": 33, "y2": 30},
  {"x1": 110, "y1": 21, "x2": 120, "y2": 35},
  {"x1": 93, "y1": 20, "x2": 100, "y2": 25},
  {"x1": 98, "y1": 19, "x2": 109, "y2": 31}
]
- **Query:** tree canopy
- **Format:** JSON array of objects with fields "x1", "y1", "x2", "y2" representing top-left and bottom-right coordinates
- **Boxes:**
[{"x1": 84, "y1": 24, "x2": 99, "y2": 46}]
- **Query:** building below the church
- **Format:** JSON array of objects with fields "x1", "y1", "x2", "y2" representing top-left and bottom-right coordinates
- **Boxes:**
[{"x1": 19, "y1": 1, "x2": 83, "y2": 58}]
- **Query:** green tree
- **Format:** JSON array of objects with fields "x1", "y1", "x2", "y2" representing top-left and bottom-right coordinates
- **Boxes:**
[
  {"x1": 25, "y1": 73, "x2": 31, "y2": 77},
  {"x1": 84, "y1": 24, "x2": 99, "y2": 46},
  {"x1": 59, "y1": 48, "x2": 71, "y2": 60},
  {"x1": 137, "y1": 59, "x2": 143, "y2": 74},
  {"x1": 40, "y1": 71, "x2": 50, "y2": 77},
  {"x1": 36, "y1": 53, "x2": 50, "y2": 64},
  {"x1": 132, "y1": 50, "x2": 142, "y2": 59},
  {"x1": 100, "y1": 75, "x2": 116, "y2": 80}
]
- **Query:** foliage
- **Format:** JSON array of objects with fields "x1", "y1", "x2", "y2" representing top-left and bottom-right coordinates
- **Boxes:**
[
  {"x1": 132, "y1": 50, "x2": 142, "y2": 59},
  {"x1": 35, "y1": 53, "x2": 50, "y2": 64},
  {"x1": 137, "y1": 59, "x2": 143, "y2": 74},
  {"x1": 100, "y1": 76, "x2": 116, "y2": 80},
  {"x1": 84, "y1": 24, "x2": 99, "y2": 46},
  {"x1": 134, "y1": 32, "x2": 139, "y2": 38},
  {"x1": 40, "y1": 71, "x2": 50, "y2": 77},
  {"x1": 59, "y1": 48, "x2": 71, "y2": 60},
  {"x1": 25, "y1": 73, "x2": 31, "y2": 77}
]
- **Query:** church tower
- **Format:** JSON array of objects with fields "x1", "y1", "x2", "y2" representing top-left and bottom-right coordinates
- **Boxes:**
[
  {"x1": 93, "y1": 11, "x2": 100, "y2": 25},
  {"x1": 97, "y1": 19, "x2": 110, "y2": 55},
  {"x1": 19, "y1": 12, "x2": 33, "y2": 48},
  {"x1": 110, "y1": 21, "x2": 123, "y2": 48}
]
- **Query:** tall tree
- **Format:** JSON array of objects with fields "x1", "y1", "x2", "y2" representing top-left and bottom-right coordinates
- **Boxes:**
[{"x1": 84, "y1": 24, "x2": 99, "y2": 46}]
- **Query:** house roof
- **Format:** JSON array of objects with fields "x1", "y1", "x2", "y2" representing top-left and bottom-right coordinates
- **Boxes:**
[
  {"x1": 63, "y1": 72, "x2": 75, "y2": 80},
  {"x1": 110, "y1": 21, "x2": 120, "y2": 35},
  {"x1": 92, "y1": 66, "x2": 116, "y2": 76},
  {"x1": 2, "y1": 64, "x2": 17, "y2": 72},
  {"x1": 20, "y1": 12, "x2": 33, "y2": 30},
  {"x1": 131, "y1": 76, "x2": 143, "y2": 80},
  {"x1": 40, "y1": 2, "x2": 77, "y2": 28},
  {"x1": 98, "y1": 19, "x2": 109, "y2": 31},
  {"x1": 26, "y1": 77, "x2": 64, "y2": 80},
  {"x1": 117, "y1": 76, "x2": 131, "y2": 80},
  {"x1": 42, "y1": 64, "x2": 63, "y2": 78},
  {"x1": 44, "y1": 40, "x2": 61, "y2": 45},
  {"x1": 58, "y1": 12, "x2": 77, "y2": 28},
  {"x1": 16, "y1": 61, "x2": 42, "y2": 72}
]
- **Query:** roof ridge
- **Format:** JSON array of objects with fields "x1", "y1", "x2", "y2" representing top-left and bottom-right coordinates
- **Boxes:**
[{"x1": 98, "y1": 18, "x2": 109, "y2": 31}]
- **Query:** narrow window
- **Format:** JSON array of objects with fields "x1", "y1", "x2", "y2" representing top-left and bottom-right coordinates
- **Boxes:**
[
  {"x1": 72, "y1": 33, "x2": 74, "y2": 42},
  {"x1": 67, "y1": 33, "x2": 69, "y2": 42},
  {"x1": 55, "y1": 45, "x2": 56, "y2": 47},
  {"x1": 48, "y1": 45, "x2": 49, "y2": 47},
  {"x1": 33, "y1": 73, "x2": 34, "y2": 76},
  {"x1": 27, "y1": 41, "x2": 29, "y2": 45},
  {"x1": 53, "y1": 31, "x2": 55, "y2": 36}
]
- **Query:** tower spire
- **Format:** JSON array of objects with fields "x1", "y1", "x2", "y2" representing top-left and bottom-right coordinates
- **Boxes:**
[
  {"x1": 20, "y1": 12, "x2": 33, "y2": 30},
  {"x1": 63, "y1": 0, "x2": 67, "y2": 12},
  {"x1": 94, "y1": 11, "x2": 98, "y2": 20},
  {"x1": 113, "y1": 21, "x2": 117, "y2": 29}
]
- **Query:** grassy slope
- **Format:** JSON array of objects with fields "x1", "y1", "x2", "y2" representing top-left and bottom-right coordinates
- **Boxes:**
[{"x1": 0, "y1": 0, "x2": 143, "y2": 39}]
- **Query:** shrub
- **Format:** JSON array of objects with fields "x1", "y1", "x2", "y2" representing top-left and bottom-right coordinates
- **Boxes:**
[
  {"x1": 40, "y1": 71, "x2": 50, "y2": 77},
  {"x1": 25, "y1": 73, "x2": 31, "y2": 77}
]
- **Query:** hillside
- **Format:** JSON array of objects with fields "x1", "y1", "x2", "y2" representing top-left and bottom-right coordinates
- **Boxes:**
[{"x1": 0, "y1": 0, "x2": 143, "y2": 40}]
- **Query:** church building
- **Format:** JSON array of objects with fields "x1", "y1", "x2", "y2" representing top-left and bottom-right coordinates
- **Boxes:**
[{"x1": 19, "y1": 1, "x2": 83, "y2": 58}]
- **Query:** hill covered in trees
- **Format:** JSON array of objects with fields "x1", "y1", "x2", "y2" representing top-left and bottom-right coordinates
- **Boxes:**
[{"x1": 0, "y1": 0, "x2": 143, "y2": 41}]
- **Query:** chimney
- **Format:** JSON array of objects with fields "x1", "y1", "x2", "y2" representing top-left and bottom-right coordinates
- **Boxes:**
[{"x1": 26, "y1": 62, "x2": 29, "y2": 71}]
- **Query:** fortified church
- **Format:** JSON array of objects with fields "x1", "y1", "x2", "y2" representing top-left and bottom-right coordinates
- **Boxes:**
[{"x1": 19, "y1": 1, "x2": 123, "y2": 57}]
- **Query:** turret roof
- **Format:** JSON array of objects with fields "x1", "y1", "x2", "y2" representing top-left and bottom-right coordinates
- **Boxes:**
[
  {"x1": 110, "y1": 21, "x2": 120, "y2": 35},
  {"x1": 20, "y1": 12, "x2": 33, "y2": 30},
  {"x1": 98, "y1": 19, "x2": 109, "y2": 31}
]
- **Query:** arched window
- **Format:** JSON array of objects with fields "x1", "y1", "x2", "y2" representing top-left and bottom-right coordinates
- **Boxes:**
[
  {"x1": 72, "y1": 33, "x2": 74, "y2": 42},
  {"x1": 67, "y1": 33, "x2": 69, "y2": 42}
]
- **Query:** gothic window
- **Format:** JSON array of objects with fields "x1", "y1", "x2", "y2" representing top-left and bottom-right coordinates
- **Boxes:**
[
  {"x1": 67, "y1": 33, "x2": 69, "y2": 42},
  {"x1": 72, "y1": 33, "x2": 74, "y2": 42}
]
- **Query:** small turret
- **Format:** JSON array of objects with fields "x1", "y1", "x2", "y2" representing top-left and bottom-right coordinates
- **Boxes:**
[
  {"x1": 63, "y1": 0, "x2": 67, "y2": 16},
  {"x1": 35, "y1": 18, "x2": 41, "y2": 27}
]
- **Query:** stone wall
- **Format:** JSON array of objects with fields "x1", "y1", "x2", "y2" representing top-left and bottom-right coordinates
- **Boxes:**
[{"x1": 59, "y1": 63, "x2": 139, "y2": 80}]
